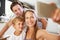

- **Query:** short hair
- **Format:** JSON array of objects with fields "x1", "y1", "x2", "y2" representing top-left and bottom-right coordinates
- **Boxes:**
[
  {"x1": 12, "y1": 16, "x2": 24, "y2": 24},
  {"x1": 10, "y1": 2, "x2": 23, "y2": 11}
]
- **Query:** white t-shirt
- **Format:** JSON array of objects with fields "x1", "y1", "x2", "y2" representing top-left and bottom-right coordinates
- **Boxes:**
[
  {"x1": 3, "y1": 27, "x2": 27, "y2": 40},
  {"x1": 46, "y1": 18, "x2": 60, "y2": 35}
]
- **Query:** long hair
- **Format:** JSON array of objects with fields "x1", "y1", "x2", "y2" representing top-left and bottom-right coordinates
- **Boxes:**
[{"x1": 24, "y1": 9, "x2": 39, "y2": 40}]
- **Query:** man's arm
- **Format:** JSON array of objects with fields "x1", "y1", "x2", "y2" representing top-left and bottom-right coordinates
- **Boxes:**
[
  {"x1": 0, "y1": 19, "x2": 13, "y2": 37},
  {"x1": 38, "y1": 18, "x2": 47, "y2": 29}
]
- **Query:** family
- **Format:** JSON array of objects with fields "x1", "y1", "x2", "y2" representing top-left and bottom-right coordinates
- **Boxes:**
[{"x1": 0, "y1": 2, "x2": 60, "y2": 40}]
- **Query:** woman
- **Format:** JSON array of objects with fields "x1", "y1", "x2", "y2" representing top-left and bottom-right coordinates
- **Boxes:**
[
  {"x1": 24, "y1": 9, "x2": 59, "y2": 40},
  {"x1": 24, "y1": 9, "x2": 39, "y2": 40}
]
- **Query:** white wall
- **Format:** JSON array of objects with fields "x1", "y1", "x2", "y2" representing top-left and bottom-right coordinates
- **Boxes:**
[
  {"x1": 0, "y1": 0, "x2": 14, "y2": 31},
  {"x1": 5, "y1": 0, "x2": 14, "y2": 18},
  {"x1": 19, "y1": 0, "x2": 36, "y2": 6}
]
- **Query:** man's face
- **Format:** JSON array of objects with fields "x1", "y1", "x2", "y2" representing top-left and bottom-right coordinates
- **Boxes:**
[{"x1": 12, "y1": 4, "x2": 23, "y2": 16}]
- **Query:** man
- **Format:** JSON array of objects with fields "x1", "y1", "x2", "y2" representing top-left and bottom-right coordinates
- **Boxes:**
[{"x1": 0, "y1": 2, "x2": 24, "y2": 37}]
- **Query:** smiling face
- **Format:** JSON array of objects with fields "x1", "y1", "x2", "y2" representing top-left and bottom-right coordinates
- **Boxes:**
[
  {"x1": 25, "y1": 10, "x2": 37, "y2": 28},
  {"x1": 12, "y1": 4, "x2": 23, "y2": 16},
  {"x1": 13, "y1": 20, "x2": 24, "y2": 32},
  {"x1": 12, "y1": 16, "x2": 24, "y2": 32}
]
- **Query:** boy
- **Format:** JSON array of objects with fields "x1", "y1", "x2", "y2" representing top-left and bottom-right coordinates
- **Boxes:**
[
  {"x1": 0, "y1": 2, "x2": 24, "y2": 37},
  {"x1": 3, "y1": 16, "x2": 26, "y2": 40}
]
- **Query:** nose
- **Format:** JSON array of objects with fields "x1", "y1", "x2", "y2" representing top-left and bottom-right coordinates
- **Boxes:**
[
  {"x1": 17, "y1": 10, "x2": 20, "y2": 14},
  {"x1": 19, "y1": 24, "x2": 23, "y2": 28},
  {"x1": 28, "y1": 17, "x2": 32, "y2": 22}
]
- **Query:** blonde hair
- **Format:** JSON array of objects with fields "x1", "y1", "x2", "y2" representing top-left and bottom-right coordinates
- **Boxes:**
[
  {"x1": 12, "y1": 16, "x2": 24, "y2": 24},
  {"x1": 24, "y1": 9, "x2": 39, "y2": 40}
]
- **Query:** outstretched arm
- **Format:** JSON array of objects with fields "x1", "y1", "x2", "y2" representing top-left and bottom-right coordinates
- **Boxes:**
[
  {"x1": 36, "y1": 29, "x2": 45, "y2": 40},
  {"x1": 36, "y1": 29, "x2": 60, "y2": 40},
  {"x1": 0, "y1": 19, "x2": 13, "y2": 37}
]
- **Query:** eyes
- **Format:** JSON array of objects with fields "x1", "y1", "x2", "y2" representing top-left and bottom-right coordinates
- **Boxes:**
[
  {"x1": 13, "y1": 8, "x2": 20, "y2": 12},
  {"x1": 18, "y1": 23, "x2": 24, "y2": 25},
  {"x1": 25, "y1": 16, "x2": 34, "y2": 19},
  {"x1": 15, "y1": 22, "x2": 24, "y2": 26}
]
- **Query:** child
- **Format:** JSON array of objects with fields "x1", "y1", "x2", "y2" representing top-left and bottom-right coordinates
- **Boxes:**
[{"x1": 3, "y1": 16, "x2": 26, "y2": 40}]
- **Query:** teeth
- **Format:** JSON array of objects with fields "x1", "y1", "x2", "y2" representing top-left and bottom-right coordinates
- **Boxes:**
[{"x1": 29, "y1": 23, "x2": 32, "y2": 24}]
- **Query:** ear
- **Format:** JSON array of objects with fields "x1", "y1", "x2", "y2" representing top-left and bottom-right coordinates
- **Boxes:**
[{"x1": 12, "y1": 23, "x2": 15, "y2": 26}]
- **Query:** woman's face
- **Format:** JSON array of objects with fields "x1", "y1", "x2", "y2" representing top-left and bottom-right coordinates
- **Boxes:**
[{"x1": 25, "y1": 11, "x2": 36, "y2": 28}]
